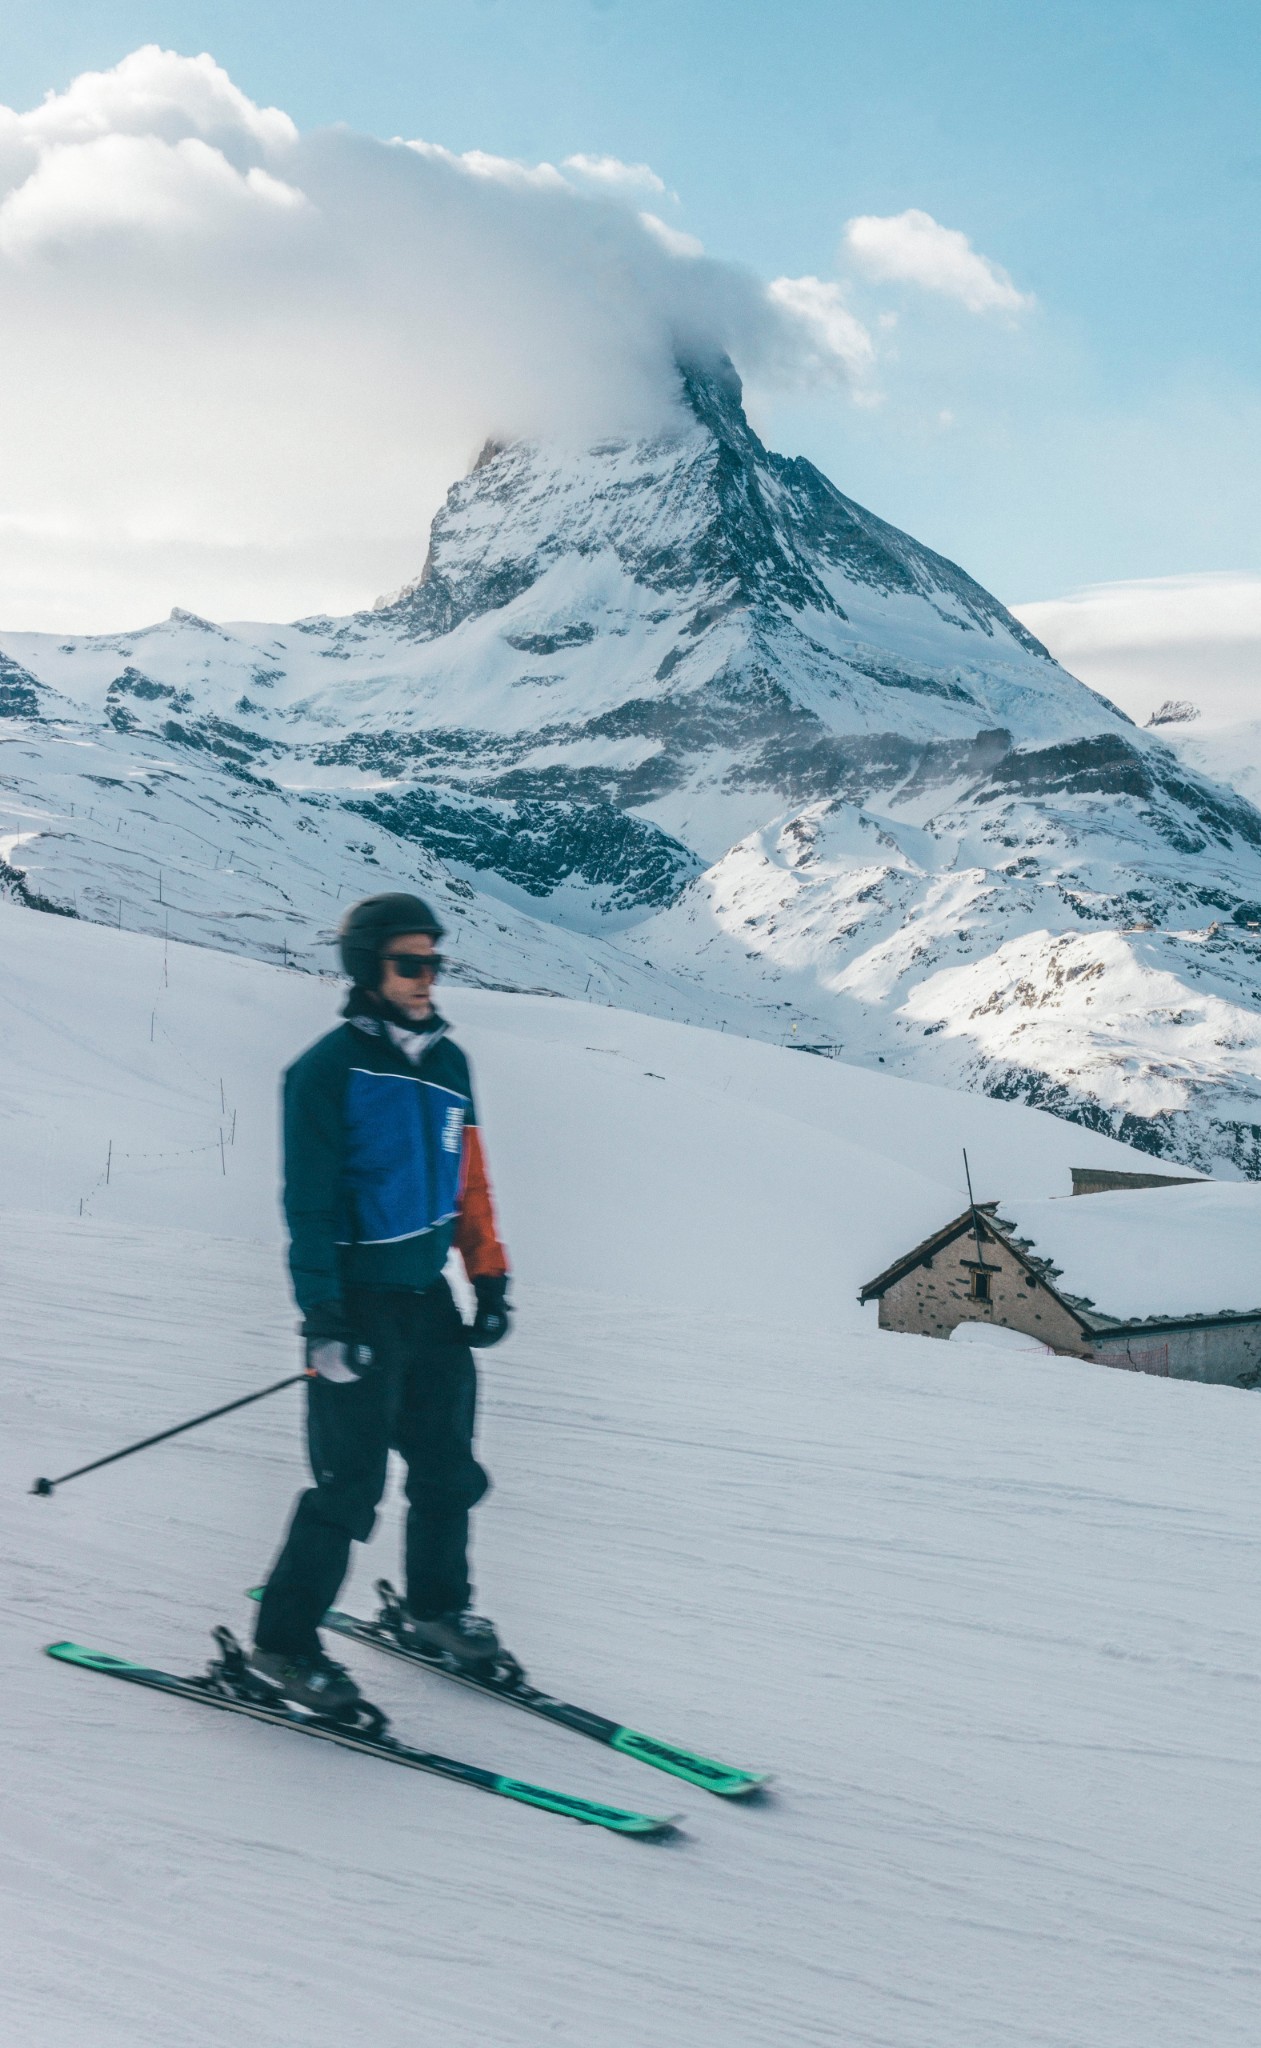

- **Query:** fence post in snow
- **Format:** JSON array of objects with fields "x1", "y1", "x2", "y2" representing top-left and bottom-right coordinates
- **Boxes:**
[
  {"x1": 105, "y1": 1141, "x2": 112, "y2": 1187},
  {"x1": 219, "y1": 1130, "x2": 226, "y2": 1176}
]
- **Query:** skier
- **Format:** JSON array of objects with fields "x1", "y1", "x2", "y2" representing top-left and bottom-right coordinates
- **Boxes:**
[{"x1": 251, "y1": 893, "x2": 512, "y2": 1713}]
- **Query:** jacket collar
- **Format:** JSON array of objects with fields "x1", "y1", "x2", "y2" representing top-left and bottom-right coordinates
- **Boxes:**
[
  {"x1": 345, "y1": 991, "x2": 449, "y2": 1065},
  {"x1": 382, "y1": 1017, "x2": 450, "y2": 1066}
]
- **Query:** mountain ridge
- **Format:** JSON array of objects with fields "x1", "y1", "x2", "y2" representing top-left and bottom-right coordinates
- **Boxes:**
[{"x1": 5, "y1": 357, "x2": 1261, "y2": 1173}]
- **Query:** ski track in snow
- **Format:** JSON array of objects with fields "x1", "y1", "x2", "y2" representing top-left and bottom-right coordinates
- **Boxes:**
[{"x1": 2, "y1": 903, "x2": 1260, "y2": 2046}]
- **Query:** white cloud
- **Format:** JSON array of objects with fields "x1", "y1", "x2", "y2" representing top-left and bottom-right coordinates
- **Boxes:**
[
  {"x1": 0, "y1": 48, "x2": 870, "y2": 630},
  {"x1": 843, "y1": 208, "x2": 1032, "y2": 316},
  {"x1": 0, "y1": 133, "x2": 304, "y2": 253},
  {"x1": 410, "y1": 140, "x2": 569, "y2": 190},
  {"x1": 766, "y1": 276, "x2": 874, "y2": 382},
  {"x1": 15, "y1": 43, "x2": 296, "y2": 151},
  {"x1": 1014, "y1": 575, "x2": 1261, "y2": 728},
  {"x1": 639, "y1": 211, "x2": 704, "y2": 258},
  {"x1": 563, "y1": 153, "x2": 667, "y2": 199}
]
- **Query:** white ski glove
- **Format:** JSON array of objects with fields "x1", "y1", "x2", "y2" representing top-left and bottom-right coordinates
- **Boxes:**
[
  {"x1": 307, "y1": 1339, "x2": 368, "y2": 1383},
  {"x1": 302, "y1": 1306, "x2": 373, "y2": 1382}
]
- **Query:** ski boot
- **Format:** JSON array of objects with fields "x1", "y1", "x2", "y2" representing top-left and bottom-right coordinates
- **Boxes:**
[
  {"x1": 248, "y1": 1641, "x2": 363, "y2": 1716},
  {"x1": 400, "y1": 1610, "x2": 502, "y2": 1669},
  {"x1": 375, "y1": 1579, "x2": 523, "y2": 1683}
]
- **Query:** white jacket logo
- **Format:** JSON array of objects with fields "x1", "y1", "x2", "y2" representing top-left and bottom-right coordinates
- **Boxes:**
[{"x1": 442, "y1": 1106, "x2": 464, "y2": 1155}]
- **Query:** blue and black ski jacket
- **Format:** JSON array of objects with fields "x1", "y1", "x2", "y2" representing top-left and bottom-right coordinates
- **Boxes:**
[{"x1": 282, "y1": 1005, "x2": 508, "y2": 1316}]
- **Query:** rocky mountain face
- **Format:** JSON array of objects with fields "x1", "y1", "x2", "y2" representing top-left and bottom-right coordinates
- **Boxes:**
[{"x1": 5, "y1": 357, "x2": 1261, "y2": 1173}]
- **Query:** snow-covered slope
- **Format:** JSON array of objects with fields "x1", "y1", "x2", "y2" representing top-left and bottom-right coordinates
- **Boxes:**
[
  {"x1": 7, "y1": 358, "x2": 1261, "y2": 1171},
  {"x1": 0, "y1": 900, "x2": 1163, "y2": 1319},
  {"x1": 1166, "y1": 716, "x2": 1261, "y2": 814},
  {"x1": 3, "y1": 904, "x2": 1260, "y2": 2048}
]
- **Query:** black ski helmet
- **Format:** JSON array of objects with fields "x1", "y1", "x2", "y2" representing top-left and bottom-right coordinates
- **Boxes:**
[{"x1": 337, "y1": 893, "x2": 446, "y2": 987}]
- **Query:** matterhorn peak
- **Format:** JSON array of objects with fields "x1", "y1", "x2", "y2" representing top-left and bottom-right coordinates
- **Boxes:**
[{"x1": 7, "y1": 358, "x2": 1261, "y2": 1176}]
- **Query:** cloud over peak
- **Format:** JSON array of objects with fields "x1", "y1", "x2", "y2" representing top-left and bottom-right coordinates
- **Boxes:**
[
  {"x1": 0, "y1": 134, "x2": 305, "y2": 255},
  {"x1": 766, "y1": 276, "x2": 875, "y2": 382},
  {"x1": 0, "y1": 47, "x2": 881, "y2": 628}
]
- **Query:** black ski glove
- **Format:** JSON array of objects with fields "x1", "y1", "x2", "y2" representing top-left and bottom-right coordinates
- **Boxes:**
[
  {"x1": 468, "y1": 1273, "x2": 512, "y2": 1349},
  {"x1": 301, "y1": 1302, "x2": 373, "y2": 1382}
]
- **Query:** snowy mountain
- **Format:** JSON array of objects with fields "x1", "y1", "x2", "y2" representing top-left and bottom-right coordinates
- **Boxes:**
[
  {"x1": 1163, "y1": 715, "x2": 1261, "y2": 815},
  {"x1": 5, "y1": 355, "x2": 1261, "y2": 1172}
]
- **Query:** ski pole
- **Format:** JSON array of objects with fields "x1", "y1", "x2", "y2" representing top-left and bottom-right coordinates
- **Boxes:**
[{"x1": 30, "y1": 1370, "x2": 312, "y2": 1497}]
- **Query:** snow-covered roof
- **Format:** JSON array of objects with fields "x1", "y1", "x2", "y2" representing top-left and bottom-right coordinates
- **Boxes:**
[{"x1": 995, "y1": 1182, "x2": 1261, "y2": 1324}]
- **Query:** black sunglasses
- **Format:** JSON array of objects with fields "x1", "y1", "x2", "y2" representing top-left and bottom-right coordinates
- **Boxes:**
[{"x1": 382, "y1": 952, "x2": 444, "y2": 979}]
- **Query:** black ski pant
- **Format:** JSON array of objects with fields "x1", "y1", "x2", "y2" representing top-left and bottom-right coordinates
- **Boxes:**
[{"x1": 255, "y1": 1279, "x2": 490, "y2": 1659}]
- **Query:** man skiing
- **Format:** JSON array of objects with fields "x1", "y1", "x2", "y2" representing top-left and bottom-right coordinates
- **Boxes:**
[{"x1": 251, "y1": 893, "x2": 512, "y2": 1714}]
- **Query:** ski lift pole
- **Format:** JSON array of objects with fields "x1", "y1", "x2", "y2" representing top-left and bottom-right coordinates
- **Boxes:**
[{"x1": 30, "y1": 1370, "x2": 311, "y2": 1497}]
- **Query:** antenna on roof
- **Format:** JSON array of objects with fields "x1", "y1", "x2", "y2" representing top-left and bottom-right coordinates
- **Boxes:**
[{"x1": 962, "y1": 1147, "x2": 989, "y2": 1269}]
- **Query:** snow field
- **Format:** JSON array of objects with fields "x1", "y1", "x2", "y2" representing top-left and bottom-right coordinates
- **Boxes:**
[
  {"x1": 0, "y1": 900, "x2": 1159, "y2": 1319},
  {"x1": 2, "y1": 901, "x2": 1260, "y2": 2046}
]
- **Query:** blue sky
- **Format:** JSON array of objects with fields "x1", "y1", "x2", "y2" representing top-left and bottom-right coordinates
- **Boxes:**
[{"x1": 1, "y1": 0, "x2": 1257, "y2": 610}]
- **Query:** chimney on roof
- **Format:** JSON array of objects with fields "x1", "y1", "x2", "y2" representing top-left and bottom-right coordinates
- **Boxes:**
[{"x1": 1069, "y1": 1167, "x2": 1204, "y2": 1197}]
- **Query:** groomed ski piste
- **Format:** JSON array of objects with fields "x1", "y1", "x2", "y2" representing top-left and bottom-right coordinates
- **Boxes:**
[{"x1": 2, "y1": 897, "x2": 1260, "y2": 2047}]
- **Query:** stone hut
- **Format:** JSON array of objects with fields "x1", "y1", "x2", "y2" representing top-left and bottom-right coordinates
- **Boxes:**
[{"x1": 859, "y1": 1173, "x2": 1261, "y2": 1389}]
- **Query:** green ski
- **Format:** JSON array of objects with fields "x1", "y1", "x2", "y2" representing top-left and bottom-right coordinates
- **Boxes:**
[
  {"x1": 248, "y1": 1582, "x2": 770, "y2": 1800},
  {"x1": 46, "y1": 1633, "x2": 680, "y2": 1840}
]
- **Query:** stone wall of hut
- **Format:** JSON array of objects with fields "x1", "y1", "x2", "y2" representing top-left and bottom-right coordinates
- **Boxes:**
[
  {"x1": 1090, "y1": 1321, "x2": 1261, "y2": 1389},
  {"x1": 875, "y1": 1232, "x2": 1088, "y2": 1354}
]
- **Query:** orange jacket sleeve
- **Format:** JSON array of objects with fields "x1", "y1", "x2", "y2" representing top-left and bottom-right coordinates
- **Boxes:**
[{"x1": 454, "y1": 1124, "x2": 509, "y2": 1280}]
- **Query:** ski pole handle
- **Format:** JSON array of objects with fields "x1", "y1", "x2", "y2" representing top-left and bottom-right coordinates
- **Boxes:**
[{"x1": 31, "y1": 1370, "x2": 313, "y2": 1496}]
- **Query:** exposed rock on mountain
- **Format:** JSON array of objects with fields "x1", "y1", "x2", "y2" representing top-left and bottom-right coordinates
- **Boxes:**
[
  {"x1": 0, "y1": 652, "x2": 48, "y2": 721},
  {"x1": 5, "y1": 356, "x2": 1261, "y2": 1173}
]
